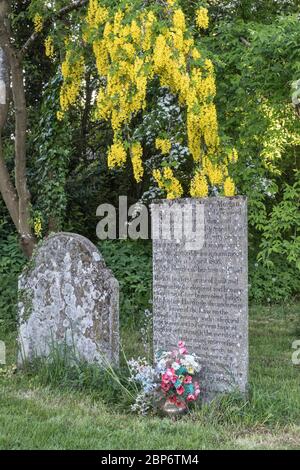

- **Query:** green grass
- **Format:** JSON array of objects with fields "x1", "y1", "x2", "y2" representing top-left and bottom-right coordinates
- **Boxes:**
[{"x1": 0, "y1": 303, "x2": 299, "y2": 450}]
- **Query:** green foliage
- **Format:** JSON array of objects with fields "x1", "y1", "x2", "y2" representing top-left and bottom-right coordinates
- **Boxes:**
[
  {"x1": 204, "y1": 14, "x2": 300, "y2": 302},
  {"x1": 249, "y1": 257, "x2": 300, "y2": 304},
  {"x1": 248, "y1": 172, "x2": 300, "y2": 302},
  {"x1": 258, "y1": 172, "x2": 300, "y2": 268},
  {"x1": 99, "y1": 240, "x2": 152, "y2": 327},
  {"x1": 0, "y1": 235, "x2": 26, "y2": 331},
  {"x1": 31, "y1": 74, "x2": 71, "y2": 234},
  {"x1": 207, "y1": 0, "x2": 300, "y2": 23}
]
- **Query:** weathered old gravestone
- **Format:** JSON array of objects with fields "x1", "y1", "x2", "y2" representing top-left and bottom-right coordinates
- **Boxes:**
[
  {"x1": 151, "y1": 197, "x2": 248, "y2": 400},
  {"x1": 18, "y1": 233, "x2": 119, "y2": 366}
]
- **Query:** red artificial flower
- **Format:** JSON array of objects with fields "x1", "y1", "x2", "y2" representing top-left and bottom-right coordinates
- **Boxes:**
[
  {"x1": 184, "y1": 375, "x2": 193, "y2": 384},
  {"x1": 187, "y1": 394, "x2": 196, "y2": 402},
  {"x1": 176, "y1": 385, "x2": 185, "y2": 395}
]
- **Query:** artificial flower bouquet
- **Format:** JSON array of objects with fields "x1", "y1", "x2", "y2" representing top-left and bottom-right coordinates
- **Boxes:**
[
  {"x1": 129, "y1": 341, "x2": 201, "y2": 416},
  {"x1": 156, "y1": 341, "x2": 201, "y2": 411}
]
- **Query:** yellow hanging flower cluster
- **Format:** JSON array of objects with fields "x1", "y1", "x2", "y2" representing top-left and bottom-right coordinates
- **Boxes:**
[
  {"x1": 131, "y1": 143, "x2": 144, "y2": 182},
  {"x1": 130, "y1": 20, "x2": 141, "y2": 43},
  {"x1": 86, "y1": 0, "x2": 109, "y2": 29},
  {"x1": 33, "y1": 13, "x2": 43, "y2": 33},
  {"x1": 142, "y1": 11, "x2": 156, "y2": 51},
  {"x1": 228, "y1": 148, "x2": 239, "y2": 163},
  {"x1": 223, "y1": 177, "x2": 236, "y2": 197},
  {"x1": 195, "y1": 7, "x2": 209, "y2": 30},
  {"x1": 91, "y1": 8, "x2": 152, "y2": 137},
  {"x1": 155, "y1": 138, "x2": 172, "y2": 155},
  {"x1": 55, "y1": 2, "x2": 237, "y2": 198},
  {"x1": 93, "y1": 39, "x2": 109, "y2": 76},
  {"x1": 58, "y1": 50, "x2": 85, "y2": 120},
  {"x1": 207, "y1": 164, "x2": 224, "y2": 186},
  {"x1": 33, "y1": 217, "x2": 42, "y2": 238},
  {"x1": 190, "y1": 172, "x2": 208, "y2": 198},
  {"x1": 203, "y1": 155, "x2": 230, "y2": 186},
  {"x1": 45, "y1": 36, "x2": 54, "y2": 59},
  {"x1": 153, "y1": 167, "x2": 183, "y2": 199},
  {"x1": 173, "y1": 9, "x2": 186, "y2": 31},
  {"x1": 107, "y1": 141, "x2": 127, "y2": 168},
  {"x1": 152, "y1": 169, "x2": 164, "y2": 190}
]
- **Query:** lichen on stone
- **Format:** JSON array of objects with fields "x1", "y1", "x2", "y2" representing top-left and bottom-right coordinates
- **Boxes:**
[{"x1": 17, "y1": 232, "x2": 119, "y2": 368}]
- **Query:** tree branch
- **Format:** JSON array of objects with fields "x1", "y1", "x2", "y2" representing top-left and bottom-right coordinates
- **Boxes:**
[
  {"x1": 21, "y1": 0, "x2": 89, "y2": 56},
  {"x1": 239, "y1": 36, "x2": 251, "y2": 47}
]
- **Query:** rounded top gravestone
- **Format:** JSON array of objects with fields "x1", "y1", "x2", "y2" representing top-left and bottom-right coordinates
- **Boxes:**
[{"x1": 17, "y1": 233, "x2": 119, "y2": 367}]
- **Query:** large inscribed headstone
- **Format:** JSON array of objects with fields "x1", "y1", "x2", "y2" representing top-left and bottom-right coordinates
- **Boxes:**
[
  {"x1": 151, "y1": 197, "x2": 248, "y2": 400},
  {"x1": 18, "y1": 233, "x2": 119, "y2": 366}
]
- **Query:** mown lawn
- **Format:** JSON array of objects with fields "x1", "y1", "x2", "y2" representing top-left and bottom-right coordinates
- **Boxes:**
[{"x1": 0, "y1": 303, "x2": 299, "y2": 450}]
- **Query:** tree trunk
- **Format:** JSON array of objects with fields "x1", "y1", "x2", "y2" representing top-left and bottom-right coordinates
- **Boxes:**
[
  {"x1": 0, "y1": 44, "x2": 19, "y2": 229},
  {"x1": 8, "y1": 42, "x2": 36, "y2": 257},
  {"x1": 0, "y1": 0, "x2": 36, "y2": 257}
]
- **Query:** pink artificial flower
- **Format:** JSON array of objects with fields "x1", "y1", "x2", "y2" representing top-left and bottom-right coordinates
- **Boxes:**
[
  {"x1": 184, "y1": 375, "x2": 193, "y2": 384},
  {"x1": 162, "y1": 373, "x2": 170, "y2": 384},
  {"x1": 161, "y1": 381, "x2": 171, "y2": 392},
  {"x1": 187, "y1": 394, "x2": 196, "y2": 402},
  {"x1": 178, "y1": 341, "x2": 187, "y2": 355},
  {"x1": 166, "y1": 367, "x2": 175, "y2": 378},
  {"x1": 195, "y1": 388, "x2": 200, "y2": 398},
  {"x1": 163, "y1": 367, "x2": 177, "y2": 384},
  {"x1": 176, "y1": 385, "x2": 185, "y2": 395}
]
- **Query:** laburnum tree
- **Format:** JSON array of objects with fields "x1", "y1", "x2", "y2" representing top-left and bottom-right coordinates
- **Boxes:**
[
  {"x1": 0, "y1": 0, "x2": 238, "y2": 258},
  {"x1": 54, "y1": 0, "x2": 238, "y2": 200}
]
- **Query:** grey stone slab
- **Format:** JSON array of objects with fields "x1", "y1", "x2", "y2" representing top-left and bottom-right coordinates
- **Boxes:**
[
  {"x1": 151, "y1": 197, "x2": 248, "y2": 400},
  {"x1": 18, "y1": 232, "x2": 119, "y2": 367}
]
